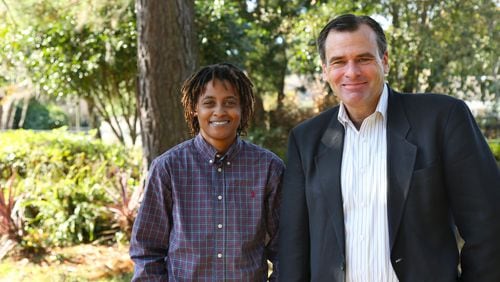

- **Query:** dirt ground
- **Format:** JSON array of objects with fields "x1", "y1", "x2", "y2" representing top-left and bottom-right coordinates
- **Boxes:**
[{"x1": 0, "y1": 244, "x2": 133, "y2": 281}]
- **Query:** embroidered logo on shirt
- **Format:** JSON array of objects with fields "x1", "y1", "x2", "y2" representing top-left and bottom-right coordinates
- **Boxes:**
[{"x1": 250, "y1": 190, "x2": 256, "y2": 198}]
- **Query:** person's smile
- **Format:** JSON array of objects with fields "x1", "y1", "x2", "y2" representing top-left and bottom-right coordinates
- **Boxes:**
[
  {"x1": 341, "y1": 81, "x2": 368, "y2": 89},
  {"x1": 209, "y1": 120, "x2": 231, "y2": 126}
]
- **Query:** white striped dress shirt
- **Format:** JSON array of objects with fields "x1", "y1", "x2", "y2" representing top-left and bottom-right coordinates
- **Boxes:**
[{"x1": 338, "y1": 84, "x2": 399, "y2": 282}]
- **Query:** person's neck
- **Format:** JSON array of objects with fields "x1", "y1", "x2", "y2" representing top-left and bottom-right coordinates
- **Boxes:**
[
  {"x1": 211, "y1": 137, "x2": 237, "y2": 155},
  {"x1": 344, "y1": 105, "x2": 376, "y2": 130},
  {"x1": 349, "y1": 115, "x2": 365, "y2": 130},
  {"x1": 344, "y1": 88, "x2": 384, "y2": 130}
]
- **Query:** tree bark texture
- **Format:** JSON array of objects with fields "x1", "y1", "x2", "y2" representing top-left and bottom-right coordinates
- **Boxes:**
[{"x1": 136, "y1": 0, "x2": 197, "y2": 167}]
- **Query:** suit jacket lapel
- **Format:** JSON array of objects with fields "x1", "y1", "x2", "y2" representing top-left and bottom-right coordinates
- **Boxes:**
[
  {"x1": 312, "y1": 90, "x2": 418, "y2": 258},
  {"x1": 386, "y1": 89, "x2": 417, "y2": 250},
  {"x1": 315, "y1": 111, "x2": 346, "y2": 259}
]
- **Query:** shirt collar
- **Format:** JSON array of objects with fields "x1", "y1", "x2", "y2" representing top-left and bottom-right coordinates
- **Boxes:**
[
  {"x1": 337, "y1": 83, "x2": 389, "y2": 126},
  {"x1": 194, "y1": 133, "x2": 242, "y2": 164}
]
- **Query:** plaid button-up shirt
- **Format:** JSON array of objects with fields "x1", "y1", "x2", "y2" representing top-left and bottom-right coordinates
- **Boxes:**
[{"x1": 130, "y1": 134, "x2": 284, "y2": 281}]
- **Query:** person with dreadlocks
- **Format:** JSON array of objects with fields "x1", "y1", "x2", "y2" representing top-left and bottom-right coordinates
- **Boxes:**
[{"x1": 130, "y1": 63, "x2": 284, "y2": 281}]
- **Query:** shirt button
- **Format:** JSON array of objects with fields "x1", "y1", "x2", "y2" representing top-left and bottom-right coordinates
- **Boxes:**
[
  {"x1": 217, "y1": 224, "x2": 223, "y2": 229},
  {"x1": 217, "y1": 168, "x2": 222, "y2": 172},
  {"x1": 217, "y1": 253, "x2": 222, "y2": 258},
  {"x1": 209, "y1": 159, "x2": 213, "y2": 164},
  {"x1": 217, "y1": 195, "x2": 222, "y2": 200},
  {"x1": 226, "y1": 161, "x2": 231, "y2": 165}
]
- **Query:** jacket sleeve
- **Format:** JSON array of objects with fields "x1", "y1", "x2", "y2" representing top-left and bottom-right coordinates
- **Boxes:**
[
  {"x1": 279, "y1": 130, "x2": 311, "y2": 281},
  {"x1": 130, "y1": 159, "x2": 172, "y2": 281},
  {"x1": 443, "y1": 100, "x2": 500, "y2": 281}
]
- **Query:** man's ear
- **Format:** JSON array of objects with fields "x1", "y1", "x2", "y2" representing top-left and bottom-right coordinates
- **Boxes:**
[
  {"x1": 382, "y1": 51, "x2": 389, "y2": 74},
  {"x1": 321, "y1": 63, "x2": 327, "y2": 81}
]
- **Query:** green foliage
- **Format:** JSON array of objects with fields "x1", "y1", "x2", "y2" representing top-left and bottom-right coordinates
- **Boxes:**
[
  {"x1": 13, "y1": 98, "x2": 68, "y2": 130},
  {"x1": 246, "y1": 98, "x2": 316, "y2": 160},
  {"x1": 2, "y1": 0, "x2": 497, "y2": 157},
  {"x1": 246, "y1": 127, "x2": 288, "y2": 160},
  {"x1": 488, "y1": 139, "x2": 500, "y2": 162},
  {"x1": 286, "y1": 1, "x2": 379, "y2": 75},
  {"x1": 195, "y1": 1, "x2": 380, "y2": 152},
  {"x1": 382, "y1": 0, "x2": 499, "y2": 102},
  {"x1": 196, "y1": 1, "x2": 333, "y2": 103},
  {"x1": 24, "y1": 4, "x2": 137, "y2": 100},
  {"x1": 0, "y1": 129, "x2": 141, "y2": 252},
  {"x1": 1, "y1": 0, "x2": 139, "y2": 144}
]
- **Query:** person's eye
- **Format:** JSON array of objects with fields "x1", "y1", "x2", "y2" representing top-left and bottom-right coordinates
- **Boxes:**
[
  {"x1": 225, "y1": 100, "x2": 237, "y2": 106},
  {"x1": 331, "y1": 60, "x2": 346, "y2": 67},
  {"x1": 203, "y1": 100, "x2": 215, "y2": 106},
  {"x1": 358, "y1": 57, "x2": 372, "y2": 64}
]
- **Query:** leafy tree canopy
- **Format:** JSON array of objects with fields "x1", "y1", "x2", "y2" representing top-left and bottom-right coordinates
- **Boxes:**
[
  {"x1": 1, "y1": 0, "x2": 497, "y2": 147},
  {"x1": 1, "y1": 0, "x2": 139, "y2": 144}
]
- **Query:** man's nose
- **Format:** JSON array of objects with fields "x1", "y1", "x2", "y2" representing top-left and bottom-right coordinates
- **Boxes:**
[{"x1": 345, "y1": 61, "x2": 361, "y2": 77}]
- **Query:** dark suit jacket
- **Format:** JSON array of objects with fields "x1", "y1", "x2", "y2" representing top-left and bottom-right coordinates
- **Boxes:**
[{"x1": 279, "y1": 87, "x2": 500, "y2": 282}]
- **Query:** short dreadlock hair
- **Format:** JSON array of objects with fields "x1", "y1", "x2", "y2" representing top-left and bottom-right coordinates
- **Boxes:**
[{"x1": 181, "y1": 63, "x2": 255, "y2": 136}]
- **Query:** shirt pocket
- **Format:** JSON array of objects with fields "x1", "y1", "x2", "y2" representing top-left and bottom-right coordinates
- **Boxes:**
[{"x1": 225, "y1": 178, "x2": 265, "y2": 240}]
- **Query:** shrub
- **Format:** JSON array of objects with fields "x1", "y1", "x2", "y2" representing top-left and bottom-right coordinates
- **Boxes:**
[
  {"x1": 488, "y1": 139, "x2": 500, "y2": 163},
  {"x1": 247, "y1": 102, "x2": 316, "y2": 160},
  {"x1": 13, "y1": 98, "x2": 68, "y2": 130},
  {"x1": 0, "y1": 129, "x2": 141, "y2": 253}
]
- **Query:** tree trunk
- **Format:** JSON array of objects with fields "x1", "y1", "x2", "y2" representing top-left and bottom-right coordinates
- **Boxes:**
[
  {"x1": 84, "y1": 97, "x2": 102, "y2": 139},
  {"x1": 252, "y1": 95, "x2": 266, "y2": 129},
  {"x1": 136, "y1": 0, "x2": 197, "y2": 167}
]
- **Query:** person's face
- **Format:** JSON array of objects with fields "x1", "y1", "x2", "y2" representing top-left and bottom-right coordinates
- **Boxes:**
[
  {"x1": 321, "y1": 24, "x2": 388, "y2": 119},
  {"x1": 195, "y1": 79, "x2": 241, "y2": 153}
]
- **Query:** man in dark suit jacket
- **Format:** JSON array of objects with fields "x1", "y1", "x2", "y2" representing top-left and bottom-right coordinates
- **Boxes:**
[{"x1": 279, "y1": 14, "x2": 500, "y2": 282}]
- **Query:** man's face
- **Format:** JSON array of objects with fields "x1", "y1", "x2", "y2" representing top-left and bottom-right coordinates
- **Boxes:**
[
  {"x1": 321, "y1": 24, "x2": 388, "y2": 119},
  {"x1": 195, "y1": 79, "x2": 241, "y2": 153}
]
